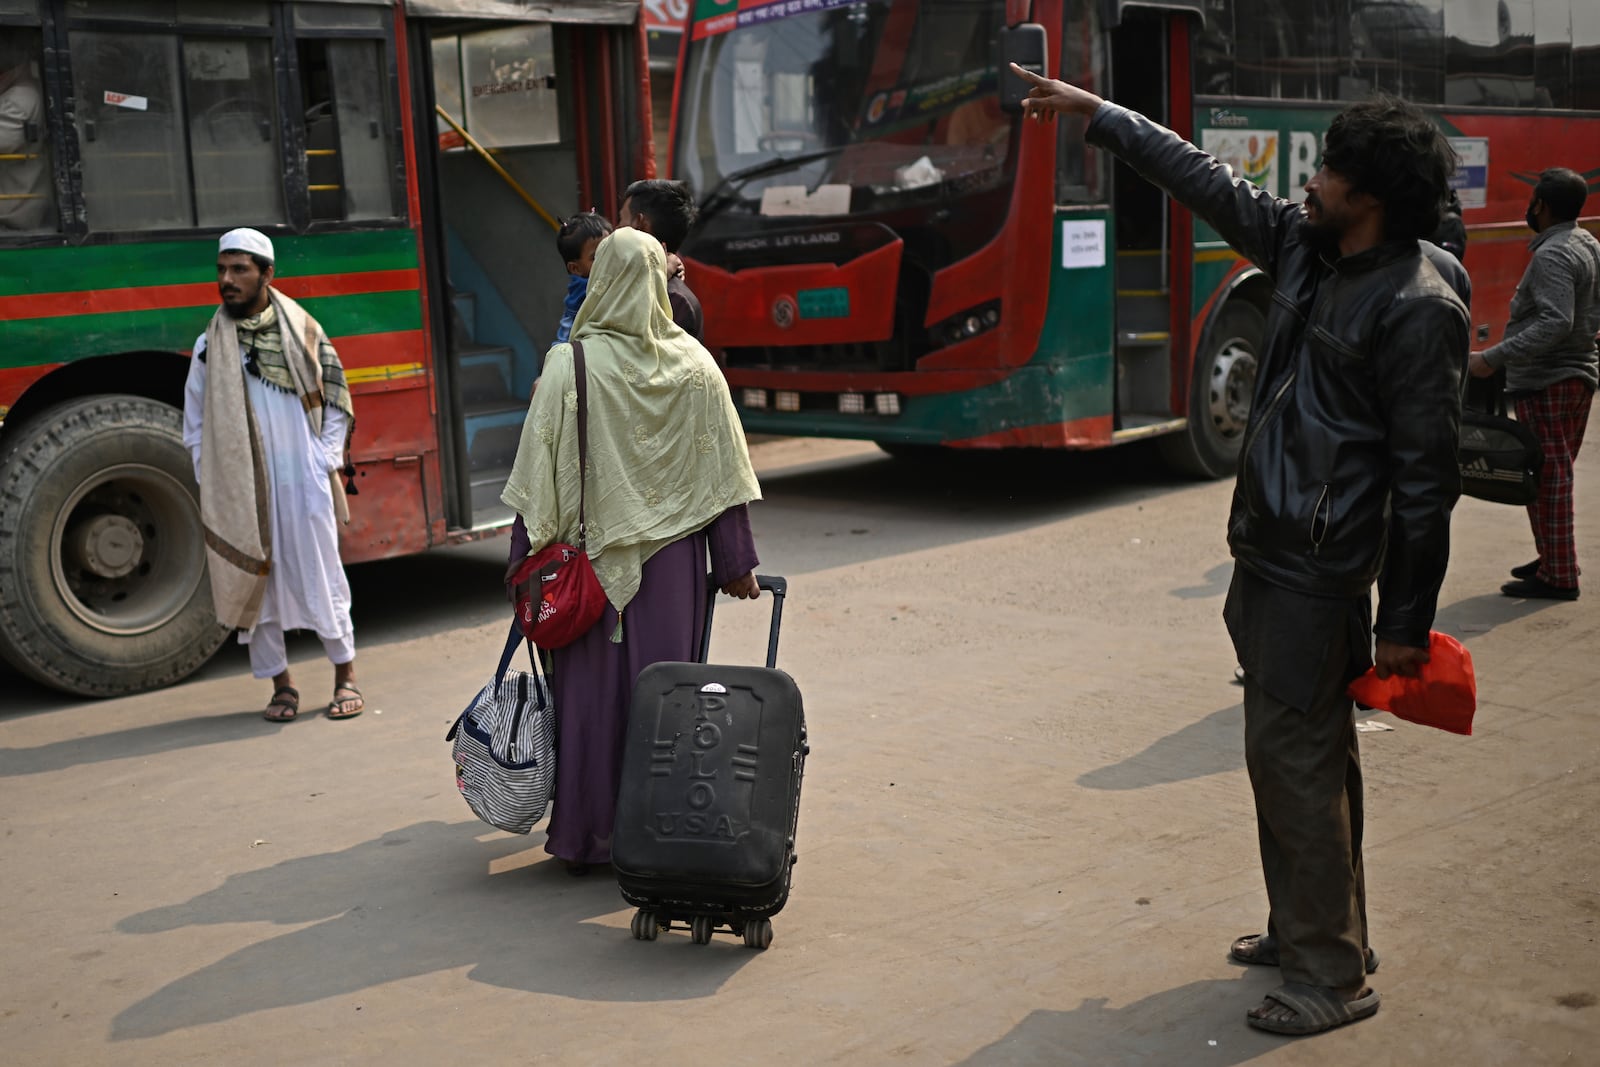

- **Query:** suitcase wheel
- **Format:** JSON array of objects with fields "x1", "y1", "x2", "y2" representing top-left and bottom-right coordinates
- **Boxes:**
[
  {"x1": 690, "y1": 914, "x2": 715, "y2": 945},
  {"x1": 630, "y1": 909, "x2": 660, "y2": 942},
  {"x1": 742, "y1": 917, "x2": 773, "y2": 951}
]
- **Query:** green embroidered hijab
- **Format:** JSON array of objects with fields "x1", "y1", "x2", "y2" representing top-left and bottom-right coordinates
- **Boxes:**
[{"x1": 501, "y1": 227, "x2": 761, "y2": 615}]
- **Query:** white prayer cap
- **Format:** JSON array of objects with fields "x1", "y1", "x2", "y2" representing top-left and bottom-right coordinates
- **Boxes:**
[{"x1": 218, "y1": 227, "x2": 274, "y2": 264}]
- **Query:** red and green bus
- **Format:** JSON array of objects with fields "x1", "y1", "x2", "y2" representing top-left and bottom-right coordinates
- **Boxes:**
[
  {"x1": 0, "y1": 0, "x2": 656, "y2": 696},
  {"x1": 669, "y1": 0, "x2": 1600, "y2": 470}
]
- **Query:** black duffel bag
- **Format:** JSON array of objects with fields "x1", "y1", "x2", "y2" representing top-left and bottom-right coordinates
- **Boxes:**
[{"x1": 1458, "y1": 375, "x2": 1542, "y2": 506}]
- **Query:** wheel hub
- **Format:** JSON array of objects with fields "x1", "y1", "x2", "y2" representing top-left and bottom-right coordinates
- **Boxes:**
[
  {"x1": 70, "y1": 514, "x2": 145, "y2": 579},
  {"x1": 1208, "y1": 341, "x2": 1258, "y2": 439},
  {"x1": 49, "y1": 463, "x2": 205, "y2": 636}
]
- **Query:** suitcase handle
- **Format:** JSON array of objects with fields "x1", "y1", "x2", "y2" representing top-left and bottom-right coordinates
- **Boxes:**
[{"x1": 701, "y1": 573, "x2": 786, "y2": 668}]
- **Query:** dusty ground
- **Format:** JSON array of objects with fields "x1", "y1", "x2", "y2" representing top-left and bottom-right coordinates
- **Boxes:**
[{"x1": 2, "y1": 435, "x2": 1597, "y2": 1065}]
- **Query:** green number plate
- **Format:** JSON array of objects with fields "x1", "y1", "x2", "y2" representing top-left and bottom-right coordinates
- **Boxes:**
[{"x1": 797, "y1": 287, "x2": 850, "y2": 319}]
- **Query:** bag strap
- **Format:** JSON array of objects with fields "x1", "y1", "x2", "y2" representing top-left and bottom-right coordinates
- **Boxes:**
[
  {"x1": 573, "y1": 339, "x2": 590, "y2": 550},
  {"x1": 493, "y1": 618, "x2": 548, "y2": 702}
]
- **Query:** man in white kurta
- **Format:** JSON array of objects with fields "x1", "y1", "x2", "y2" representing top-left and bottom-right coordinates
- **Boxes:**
[{"x1": 181, "y1": 228, "x2": 362, "y2": 721}]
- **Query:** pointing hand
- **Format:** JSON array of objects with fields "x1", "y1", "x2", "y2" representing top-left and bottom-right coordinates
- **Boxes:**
[{"x1": 1009, "y1": 63, "x2": 1105, "y2": 123}]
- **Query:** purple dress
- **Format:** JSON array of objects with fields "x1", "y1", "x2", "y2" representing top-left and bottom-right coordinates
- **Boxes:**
[{"x1": 508, "y1": 506, "x2": 759, "y2": 864}]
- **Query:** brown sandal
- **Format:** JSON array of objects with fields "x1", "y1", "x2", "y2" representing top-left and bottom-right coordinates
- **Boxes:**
[
  {"x1": 326, "y1": 683, "x2": 364, "y2": 720},
  {"x1": 263, "y1": 686, "x2": 300, "y2": 722}
]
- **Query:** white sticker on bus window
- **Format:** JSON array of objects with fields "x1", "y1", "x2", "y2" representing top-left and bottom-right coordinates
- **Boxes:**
[
  {"x1": 1062, "y1": 220, "x2": 1106, "y2": 269},
  {"x1": 103, "y1": 91, "x2": 148, "y2": 111},
  {"x1": 1448, "y1": 137, "x2": 1489, "y2": 210}
]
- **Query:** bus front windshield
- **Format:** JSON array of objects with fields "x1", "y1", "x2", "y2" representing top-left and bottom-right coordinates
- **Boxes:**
[{"x1": 677, "y1": 0, "x2": 1014, "y2": 220}]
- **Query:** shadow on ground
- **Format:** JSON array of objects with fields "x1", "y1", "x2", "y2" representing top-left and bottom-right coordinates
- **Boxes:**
[
  {"x1": 1433, "y1": 591, "x2": 1564, "y2": 641},
  {"x1": 954, "y1": 976, "x2": 1284, "y2": 1066},
  {"x1": 110, "y1": 819, "x2": 759, "y2": 1040},
  {"x1": 1171, "y1": 561, "x2": 1233, "y2": 601},
  {"x1": 4, "y1": 442, "x2": 1206, "y2": 716},
  {"x1": 1077, "y1": 703, "x2": 1245, "y2": 791},
  {"x1": 0, "y1": 703, "x2": 303, "y2": 777}
]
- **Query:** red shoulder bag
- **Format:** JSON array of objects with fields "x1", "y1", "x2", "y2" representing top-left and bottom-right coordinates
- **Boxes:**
[{"x1": 511, "y1": 340, "x2": 607, "y2": 648}]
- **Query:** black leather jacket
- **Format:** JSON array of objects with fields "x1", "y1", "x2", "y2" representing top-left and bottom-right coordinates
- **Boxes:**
[{"x1": 1087, "y1": 104, "x2": 1469, "y2": 647}]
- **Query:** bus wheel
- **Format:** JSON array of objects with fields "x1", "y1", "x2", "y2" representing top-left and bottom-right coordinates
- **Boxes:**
[
  {"x1": 1159, "y1": 302, "x2": 1264, "y2": 479},
  {"x1": 0, "y1": 395, "x2": 229, "y2": 697}
]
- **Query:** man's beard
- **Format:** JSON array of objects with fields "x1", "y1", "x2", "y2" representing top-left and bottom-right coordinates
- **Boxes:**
[
  {"x1": 220, "y1": 287, "x2": 260, "y2": 318},
  {"x1": 1300, "y1": 196, "x2": 1346, "y2": 256}
]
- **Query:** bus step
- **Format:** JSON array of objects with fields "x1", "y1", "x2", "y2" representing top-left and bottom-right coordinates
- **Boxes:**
[
  {"x1": 469, "y1": 466, "x2": 515, "y2": 526},
  {"x1": 450, "y1": 289, "x2": 478, "y2": 342},
  {"x1": 1117, "y1": 331, "x2": 1171, "y2": 346},
  {"x1": 463, "y1": 400, "x2": 528, "y2": 471},
  {"x1": 456, "y1": 343, "x2": 516, "y2": 403},
  {"x1": 1112, "y1": 416, "x2": 1187, "y2": 442}
]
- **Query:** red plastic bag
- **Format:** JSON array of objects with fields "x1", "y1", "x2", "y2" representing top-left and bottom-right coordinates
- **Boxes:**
[
  {"x1": 1347, "y1": 631, "x2": 1477, "y2": 735},
  {"x1": 511, "y1": 542, "x2": 607, "y2": 649}
]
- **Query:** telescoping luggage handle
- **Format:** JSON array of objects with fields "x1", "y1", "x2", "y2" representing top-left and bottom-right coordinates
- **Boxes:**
[{"x1": 700, "y1": 574, "x2": 786, "y2": 669}]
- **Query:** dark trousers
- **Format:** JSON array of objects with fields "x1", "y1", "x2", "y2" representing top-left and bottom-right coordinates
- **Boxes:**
[{"x1": 1242, "y1": 619, "x2": 1369, "y2": 992}]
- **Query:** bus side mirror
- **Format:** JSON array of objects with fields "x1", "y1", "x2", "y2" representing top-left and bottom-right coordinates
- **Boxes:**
[{"x1": 999, "y1": 23, "x2": 1048, "y2": 116}]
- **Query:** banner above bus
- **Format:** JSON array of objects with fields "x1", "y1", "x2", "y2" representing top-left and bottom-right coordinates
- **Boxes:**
[
  {"x1": 1111, "y1": 0, "x2": 1204, "y2": 24},
  {"x1": 405, "y1": 0, "x2": 639, "y2": 23}
]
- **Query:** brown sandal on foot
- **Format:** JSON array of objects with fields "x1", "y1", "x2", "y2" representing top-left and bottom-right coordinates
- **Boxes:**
[
  {"x1": 326, "y1": 683, "x2": 364, "y2": 720},
  {"x1": 263, "y1": 686, "x2": 300, "y2": 722}
]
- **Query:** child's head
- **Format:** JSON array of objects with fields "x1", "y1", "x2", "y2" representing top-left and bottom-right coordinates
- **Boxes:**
[{"x1": 557, "y1": 212, "x2": 612, "y2": 277}]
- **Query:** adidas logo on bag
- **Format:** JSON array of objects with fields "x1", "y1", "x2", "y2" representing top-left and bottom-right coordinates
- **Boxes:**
[{"x1": 1460, "y1": 456, "x2": 1527, "y2": 483}]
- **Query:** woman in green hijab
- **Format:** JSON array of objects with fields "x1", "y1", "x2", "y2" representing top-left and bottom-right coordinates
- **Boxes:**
[{"x1": 501, "y1": 227, "x2": 763, "y2": 873}]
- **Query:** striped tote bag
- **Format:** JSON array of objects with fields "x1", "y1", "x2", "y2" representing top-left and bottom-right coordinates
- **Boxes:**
[{"x1": 446, "y1": 621, "x2": 557, "y2": 834}]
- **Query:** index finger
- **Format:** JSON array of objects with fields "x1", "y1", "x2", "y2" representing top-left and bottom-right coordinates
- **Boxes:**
[{"x1": 1008, "y1": 62, "x2": 1050, "y2": 86}]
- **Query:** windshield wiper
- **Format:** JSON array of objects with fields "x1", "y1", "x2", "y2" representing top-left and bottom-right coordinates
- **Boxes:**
[{"x1": 696, "y1": 145, "x2": 853, "y2": 222}]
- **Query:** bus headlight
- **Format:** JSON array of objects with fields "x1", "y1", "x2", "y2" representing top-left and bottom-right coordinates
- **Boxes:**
[
  {"x1": 775, "y1": 390, "x2": 801, "y2": 412},
  {"x1": 838, "y1": 393, "x2": 866, "y2": 414},
  {"x1": 742, "y1": 388, "x2": 768, "y2": 409},
  {"x1": 874, "y1": 393, "x2": 901, "y2": 416}
]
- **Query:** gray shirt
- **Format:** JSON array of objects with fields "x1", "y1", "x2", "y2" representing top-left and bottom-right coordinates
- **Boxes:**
[{"x1": 1481, "y1": 221, "x2": 1600, "y2": 393}]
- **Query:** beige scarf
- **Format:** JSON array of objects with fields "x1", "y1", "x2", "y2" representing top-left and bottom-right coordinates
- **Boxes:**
[
  {"x1": 501, "y1": 228, "x2": 761, "y2": 619},
  {"x1": 200, "y1": 289, "x2": 350, "y2": 629}
]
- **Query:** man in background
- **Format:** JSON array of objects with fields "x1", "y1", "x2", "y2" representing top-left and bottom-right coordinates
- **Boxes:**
[
  {"x1": 620, "y1": 178, "x2": 704, "y2": 341},
  {"x1": 1470, "y1": 168, "x2": 1600, "y2": 601}
]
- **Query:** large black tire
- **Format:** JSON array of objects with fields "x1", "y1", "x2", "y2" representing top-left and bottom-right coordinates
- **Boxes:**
[
  {"x1": 0, "y1": 395, "x2": 229, "y2": 697},
  {"x1": 1159, "y1": 301, "x2": 1266, "y2": 479}
]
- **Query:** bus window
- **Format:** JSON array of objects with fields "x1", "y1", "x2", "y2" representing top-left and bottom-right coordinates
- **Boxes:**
[
  {"x1": 1579, "y1": 1, "x2": 1600, "y2": 110},
  {"x1": 297, "y1": 38, "x2": 399, "y2": 222},
  {"x1": 1530, "y1": 0, "x2": 1573, "y2": 110},
  {"x1": 0, "y1": 26, "x2": 56, "y2": 234},
  {"x1": 1057, "y1": 0, "x2": 1107, "y2": 204},
  {"x1": 293, "y1": 3, "x2": 387, "y2": 32},
  {"x1": 65, "y1": 0, "x2": 269, "y2": 23},
  {"x1": 1446, "y1": 0, "x2": 1535, "y2": 107},
  {"x1": 678, "y1": 0, "x2": 1012, "y2": 222},
  {"x1": 184, "y1": 38, "x2": 286, "y2": 227},
  {"x1": 69, "y1": 31, "x2": 191, "y2": 230},
  {"x1": 457, "y1": 25, "x2": 560, "y2": 148}
]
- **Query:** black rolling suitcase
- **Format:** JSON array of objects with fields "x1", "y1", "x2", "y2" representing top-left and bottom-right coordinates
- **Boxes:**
[{"x1": 612, "y1": 574, "x2": 806, "y2": 950}]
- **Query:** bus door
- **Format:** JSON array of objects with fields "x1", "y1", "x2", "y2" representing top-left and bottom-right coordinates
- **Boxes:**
[
  {"x1": 1107, "y1": 5, "x2": 1173, "y2": 432},
  {"x1": 403, "y1": 1, "x2": 651, "y2": 531}
]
